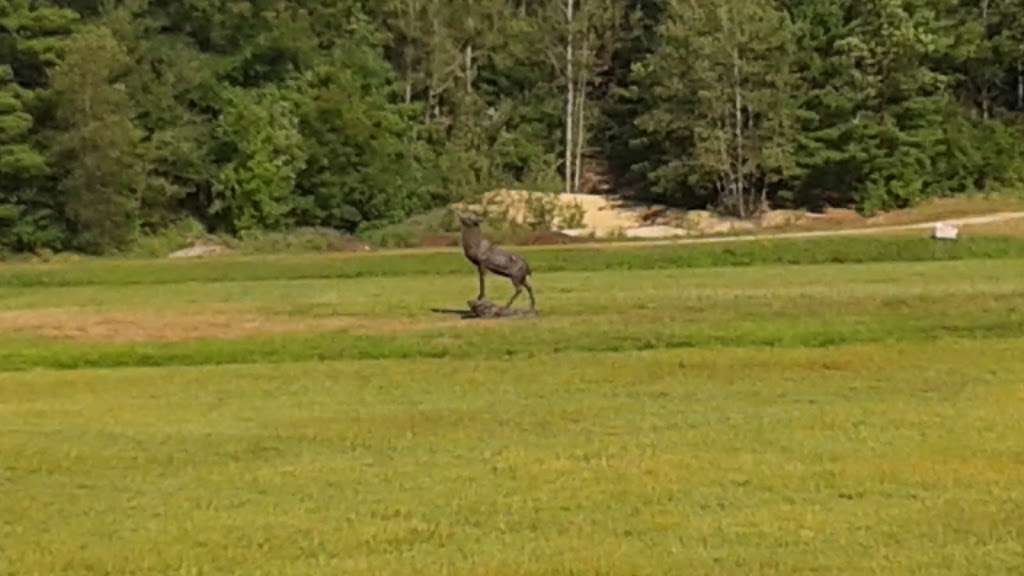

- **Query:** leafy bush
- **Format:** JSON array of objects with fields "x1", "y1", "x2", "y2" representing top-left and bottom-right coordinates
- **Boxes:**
[
  {"x1": 211, "y1": 86, "x2": 307, "y2": 234},
  {"x1": 234, "y1": 228, "x2": 369, "y2": 254},
  {"x1": 359, "y1": 208, "x2": 459, "y2": 248},
  {"x1": 129, "y1": 218, "x2": 208, "y2": 258}
]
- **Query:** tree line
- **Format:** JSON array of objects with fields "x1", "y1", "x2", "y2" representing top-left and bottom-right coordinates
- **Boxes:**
[{"x1": 2, "y1": 0, "x2": 1023, "y2": 253}]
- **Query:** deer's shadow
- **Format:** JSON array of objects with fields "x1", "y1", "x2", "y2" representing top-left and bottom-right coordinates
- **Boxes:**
[
  {"x1": 430, "y1": 307, "x2": 478, "y2": 320},
  {"x1": 431, "y1": 299, "x2": 538, "y2": 320}
]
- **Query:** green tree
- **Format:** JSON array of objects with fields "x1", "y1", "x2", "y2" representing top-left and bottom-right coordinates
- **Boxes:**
[
  {"x1": 993, "y1": 0, "x2": 1024, "y2": 112},
  {"x1": 0, "y1": 0, "x2": 79, "y2": 251},
  {"x1": 834, "y1": 0, "x2": 953, "y2": 211},
  {"x1": 102, "y1": 2, "x2": 216, "y2": 231},
  {"x1": 601, "y1": 0, "x2": 666, "y2": 192},
  {"x1": 51, "y1": 26, "x2": 146, "y2": 252},
  {"x1": 289, "y1": 52, "x2": 439, "y2": 230},
  {"x1": 0, "y1": 0, "x2": 79, "y2": 88},
  {"x1": 0, "y1": 64, "x2": 52, "y2": 250},
  {"x1": 636, "y1": 0, "x2": 800, "y2": 216},
  {"x1": 211, "y1": 86, "x2": 307, "y2": 234}
]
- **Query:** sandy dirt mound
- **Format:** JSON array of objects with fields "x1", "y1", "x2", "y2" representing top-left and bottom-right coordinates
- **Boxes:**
[
  {"x1": 556, "y1": 193, "x2": 649, "y2": 233},
  {"x1": 624, "y1": 225, "x2": 689, "y2": 239},
  {"x1": 459, "y1": 189, "x2": 1024, "y2": 242},
  {"x1": 168, "y1": 240, "x2": 233, "y2": 259},
  {"x1": 466, "y1": 189, "x2": 822, "y2": 239},
  {"x1": 464, "y1": 190, "x2": 680, "y2": 238},
  {"x1": 520, "y1": 231, "x2": 587, "y2": 245}
]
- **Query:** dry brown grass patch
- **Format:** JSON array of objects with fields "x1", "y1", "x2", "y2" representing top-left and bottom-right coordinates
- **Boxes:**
[
  {"x1": 963, "y1": 218, "x2": 1024, "y2": 237},
  {"x1": 867, "y1": 196, "x2": 1024, "y2": 226},
  {"x1": 0, "y1": 308, "x2": 359, "y2": 343},
  {"x1": 0, "y1": 308, "x2": 492, "y2": 343}
]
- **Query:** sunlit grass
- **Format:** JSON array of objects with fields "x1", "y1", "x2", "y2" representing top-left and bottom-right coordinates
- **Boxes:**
[
  {"x1": 1, "y1": 242, "x2": 1023, "y2": 574},
  {"x1": 3, "y1": 235, "x2": 1024, "y2": 288}
]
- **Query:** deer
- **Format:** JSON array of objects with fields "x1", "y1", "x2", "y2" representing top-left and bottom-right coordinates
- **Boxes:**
[{"x1": 459, "y1": 213, "x2": 536, "y2": 312}]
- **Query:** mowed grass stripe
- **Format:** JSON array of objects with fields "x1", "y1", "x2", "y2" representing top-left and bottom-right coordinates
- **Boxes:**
[
  {"x1": 1, "y1": 299, "x2": 1021, "y2": 371},
  {"x1": 1, "y1": 296, "x2": 1023, "y2": 371},
  {"x1": 4, "y1": 236, "x2": 1024, "y2": 288},
  {"x1": 2, "y1": 249, "x2": 1023, "y2": 574},
  {"x1": 2, "y1": 259, "x2": 1022, "y2": 371},
  {"x1": 2, "y1": 259, "x2": 1022, "y2": 313},
  {"x1": 2, "y1": 342, "x2": 1022, "y2": 575}
]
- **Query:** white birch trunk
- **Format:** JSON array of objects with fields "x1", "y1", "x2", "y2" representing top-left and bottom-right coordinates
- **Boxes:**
[
  {"x1": 564, "y1": 0, "x2": 575, "y2": 196},
  {"x1": 573, "y1": 35, "x2": 588, "y2": 196},
  {"x1": 465, "y1": 43, "x2": 474, "y2": 94},
  {"x1": 982, "y1": 0, "x2": 991, "y2": 119},
  {"x1": 574, "y1": 85, "x2": 587, "y2": 195},
  {"x1": 1018, "y1": 58, "x2": 1023, "y2": 110},
  {"x1": 732, "y1": 45, "x2": 745, "y2": 218}
]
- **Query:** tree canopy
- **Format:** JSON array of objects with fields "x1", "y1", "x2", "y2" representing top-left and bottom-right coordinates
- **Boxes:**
[{"x1": 1, "y1": 0, "x2": 1023, "y2": 253}]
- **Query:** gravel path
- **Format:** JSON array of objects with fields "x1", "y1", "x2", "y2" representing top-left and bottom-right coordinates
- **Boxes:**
[{"x1": 566, "y1": 211, "x2": 1024, "y2": 250}]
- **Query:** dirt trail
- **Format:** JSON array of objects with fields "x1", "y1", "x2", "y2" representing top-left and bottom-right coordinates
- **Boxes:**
[
  {"x1": 576, "y1": 210, "x2": 1024, "y2": 250},
  {"x1": 374, "y1": 211, "x2": 1024, "y2": 257}
]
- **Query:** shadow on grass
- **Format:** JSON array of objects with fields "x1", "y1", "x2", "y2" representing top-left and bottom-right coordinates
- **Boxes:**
[
  {"x1": 431, "y1": 300, "x2": 541, "y2": 320},
  {"x1": 430, "y1": 306, "x2": 477, "y2": 319}
]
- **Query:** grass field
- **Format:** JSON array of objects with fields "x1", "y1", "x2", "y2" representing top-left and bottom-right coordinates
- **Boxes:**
[{"x1": 2, "y1": 236, "x2": 1023, "y2": 575}]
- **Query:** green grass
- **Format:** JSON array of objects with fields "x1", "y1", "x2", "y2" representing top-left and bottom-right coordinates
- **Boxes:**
[
  {"x1": 3, "y1": 235, "x2": 1024, "y2": 288},
  {"x1": 2, "y1": 238, "x2": 1023, "y2": 574}
]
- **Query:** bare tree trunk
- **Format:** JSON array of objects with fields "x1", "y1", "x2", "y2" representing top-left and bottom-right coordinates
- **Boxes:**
[
  {"x1": 464, "y1": 8, "x2": 475, "y2": 95},
  {"x1": 1018, "y1": 59, "x2": 1023, "y2": 110},
  {"x1": 564, "y1": 0, "x2": 576, "y2": 196},
  {"x1": 981, "y1": 0, "x2": 991, "y2": 119},
  {"x1": 573, "y1": 35, "x2": 588, "y2": 196},
  {"x1": 404, "y1": 42, "x2": 413, "y2": 105},
  {"x1": 574, "y1": 86, "x2": 587, "y2": 196},
  {"x1": 402, "y1": 0, "x2": 418, "y2": 106},
  {"x1": 427, "y1": 9, "x2": 440, "y2": 123},
  {"x1": 760, "y1": 173, "x2": 770, "y2": 214},
  {"x1": 732, "y1": 45, "x2": 745, "y2": 218},
  {"x1": 465, "y1": 43, "x2": 474, "y2": 94},
  {"x1": 716, "y1": 118, "x2": 733, "y2": 213}
]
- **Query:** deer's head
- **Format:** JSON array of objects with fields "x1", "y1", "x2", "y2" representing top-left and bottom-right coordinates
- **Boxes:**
[{"x1": 458, "y1": 213, "x2": 483, "y2": 229}]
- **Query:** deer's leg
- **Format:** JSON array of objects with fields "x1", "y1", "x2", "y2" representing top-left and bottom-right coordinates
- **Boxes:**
[
  {"x1": 476, "y1": 266, "x2": 487, "y2": 300},
  {"x1": 504, "y1": 282, "x2": 523, "y2": 310},
  {"x1": 523, "y1": 278, "x2": 536, "y2": 310}
]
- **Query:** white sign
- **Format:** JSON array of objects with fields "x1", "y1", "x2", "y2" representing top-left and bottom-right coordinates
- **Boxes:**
[{"x1": 932, "y1": 222, "x2": 960, "y2": 240}]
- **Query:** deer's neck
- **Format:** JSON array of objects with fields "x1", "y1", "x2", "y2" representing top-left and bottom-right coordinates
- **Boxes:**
[{"x1": 461, "y1": 226, "x2": 489, "y2": 261}]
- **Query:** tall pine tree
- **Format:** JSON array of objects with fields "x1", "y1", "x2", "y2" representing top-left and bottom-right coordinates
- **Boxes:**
[{"x1": 636, "y1": 0, "x2": 800, "y2": 216}]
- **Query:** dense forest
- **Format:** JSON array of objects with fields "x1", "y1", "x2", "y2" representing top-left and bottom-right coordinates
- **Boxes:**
[{"x1": 2, "y1": 0, "x2": 1024, "y2": 253}]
